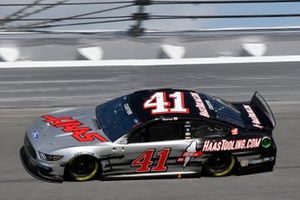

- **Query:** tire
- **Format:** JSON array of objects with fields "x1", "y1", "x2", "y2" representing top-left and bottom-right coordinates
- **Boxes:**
[
  {"x1": 67, "y1": 155, "x2": 99, "y2": 181},
  {"x1": 205, "y1": 153, "x2": 235, "y2": 177}
]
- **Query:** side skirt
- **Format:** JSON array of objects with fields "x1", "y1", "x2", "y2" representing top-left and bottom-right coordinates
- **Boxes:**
[{"x1": 102, "y1": 171, "x2": 200, "y2": 180}]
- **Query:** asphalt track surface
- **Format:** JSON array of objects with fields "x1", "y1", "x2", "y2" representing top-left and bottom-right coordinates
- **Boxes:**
[{"x1": 0, "y1": 63, "x2": 300, "y2": 200}]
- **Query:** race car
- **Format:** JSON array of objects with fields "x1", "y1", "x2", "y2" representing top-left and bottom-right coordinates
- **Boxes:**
[{"x1": 20, "y1": 88, "x2": 277, "y2": 182}]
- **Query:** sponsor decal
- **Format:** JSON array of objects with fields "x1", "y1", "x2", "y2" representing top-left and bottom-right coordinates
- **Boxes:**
[
  {"x1": 190, "y1": 92, "x2": 210, "y2": 118},
  {"x1": 248, "y1": 156, "x2": 275, "y2": 165},
  {"x1": 74, "y1": 151, "x2": 96, "y2": 157},
  {"x1": 231, "y1": 128, "x2": 239, "y2": 135},
  {"x1": 177, "y1": 140, "x2": 203, "y2": 168},
  {"x1": 243, "y1": 105, "x2": 263, "y2": 129},
  {"x1": 240, "y1": 159, "x2": 249, "y2": 167},
  {"x1": 32, "y1": 130, "x2": 39, "y2": 139},
  {"x1": 205, "y1": 100, "x2": 214, "y2": 110},
  {"x1": 240, "y1": 156, "x2": 275, "y2": 167},
  {"x1": 184, "y1": 122, "x2": 192, "y2": 139},
  {"x1": 162, "y1": 117, "x2": 178, "y2": 121},
  {"x1": 202, "y1": 138, "x2": 261, "y2": 152},
  {"x1": 42, "y1": 115, "x2": 107, "y2": 142},
  {"x1": 124, "y1": 103, "x2": 133, "y2": 115}
]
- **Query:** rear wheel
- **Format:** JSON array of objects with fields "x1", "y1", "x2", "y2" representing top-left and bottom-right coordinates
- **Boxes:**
[
  {"x1": 205, "y1": 153, "x2": 235, "y2": 177},
  {"x1": 67, "y1": 155, "x2": 99, "y2": 181}
]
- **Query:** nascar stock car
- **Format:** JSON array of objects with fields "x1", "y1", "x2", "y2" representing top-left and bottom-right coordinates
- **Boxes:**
[{"x1": 20, "y1": 89, "x2": 276, "y2": 182}]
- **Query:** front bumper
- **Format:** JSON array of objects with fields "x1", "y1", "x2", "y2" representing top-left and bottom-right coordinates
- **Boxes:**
[{"x1": 20, "y1": 146, "x2": 63, "y2": 183}]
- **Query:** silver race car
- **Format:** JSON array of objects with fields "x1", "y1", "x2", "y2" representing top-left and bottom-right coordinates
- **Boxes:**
[{"x1": 20, "y1": 89, "x2": 277, "y2": 182}]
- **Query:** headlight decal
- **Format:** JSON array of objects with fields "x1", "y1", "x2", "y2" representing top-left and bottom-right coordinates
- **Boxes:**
[{"x1": 38, "y1": 151, "x2": 63, "y2": 161}]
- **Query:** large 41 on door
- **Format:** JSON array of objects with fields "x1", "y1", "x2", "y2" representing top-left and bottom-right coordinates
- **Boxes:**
[
  {"x1": 131, "y1": 148, "x2": 171, "y2": 172},
  {"x1": 143, "y1": 91, "x2": 190, "y2": 115}
]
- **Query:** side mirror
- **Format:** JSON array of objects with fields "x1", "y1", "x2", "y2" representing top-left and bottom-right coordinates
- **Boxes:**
[{"x1": 118, "y1": 138, "x2": 128, "y2": 145}]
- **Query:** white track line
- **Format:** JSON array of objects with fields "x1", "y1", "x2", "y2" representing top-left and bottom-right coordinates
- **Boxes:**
[{"x1": 2, "y1": 55, "x2": 300, "y2": 68}]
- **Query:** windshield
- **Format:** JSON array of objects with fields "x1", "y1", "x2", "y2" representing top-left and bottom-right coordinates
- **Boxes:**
[
  {"x1": 203, "y1": 95, "x2": 245, "y2": 127},
  {"x1": 95, "y1": 95, "x2": 140, "y2": 142}
]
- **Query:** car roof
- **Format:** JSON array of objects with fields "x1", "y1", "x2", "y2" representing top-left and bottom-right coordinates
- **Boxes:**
[{"x1": 129, "y1": 88, "x2": 212, "y2": 123}]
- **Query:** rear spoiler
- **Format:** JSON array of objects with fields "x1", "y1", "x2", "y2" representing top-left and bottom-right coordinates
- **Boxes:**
[{"x1": 250, "y1": 91, "x2": 276, "y2": 130}]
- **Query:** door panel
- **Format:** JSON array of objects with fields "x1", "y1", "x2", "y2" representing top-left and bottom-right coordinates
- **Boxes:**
[
  {"x1": 105, "y1": 139, "x2": 203, "y2": 176},
  {"x1": 103, "y1": 119, "x2": 208, "y2": 177}
]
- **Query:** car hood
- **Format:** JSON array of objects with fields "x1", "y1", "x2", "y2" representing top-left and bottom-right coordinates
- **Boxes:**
[{"x1": 26, "y1": 107, "x2": 110, "y2": 153}]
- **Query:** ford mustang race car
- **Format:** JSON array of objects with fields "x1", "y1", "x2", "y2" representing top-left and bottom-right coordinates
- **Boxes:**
[{"x1": 20, "y1": 89, "x2": 276, "y2": 182}]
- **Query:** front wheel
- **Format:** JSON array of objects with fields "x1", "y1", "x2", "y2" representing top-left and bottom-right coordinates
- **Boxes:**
[
  {"x1": 67, "y1": 155, "x2": 99, "y2": 181},
  {"x1": 205, "y1": 153, "x2": 235, "y2": 177}
]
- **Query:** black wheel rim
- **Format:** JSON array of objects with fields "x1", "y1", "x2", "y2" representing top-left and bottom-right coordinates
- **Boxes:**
[
  {"x1": 207, "y1": 154, "x2": 231, "y2": 173},
  {"x1": 70, "y1": 156, "x2": 96, "y2": 177}
]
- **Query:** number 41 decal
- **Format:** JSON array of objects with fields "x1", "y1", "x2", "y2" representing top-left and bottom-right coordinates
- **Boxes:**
[
  {"x1": 143, "y1": 91, "x2": 190, "y2": 115},
  {"x1": 131, "y1": 148, "x2": 171, "y2": 172}
]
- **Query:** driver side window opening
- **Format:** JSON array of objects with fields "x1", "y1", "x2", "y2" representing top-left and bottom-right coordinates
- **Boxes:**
[{"x1": 128, "y1": 120, "x2": 185, "y2": 143}]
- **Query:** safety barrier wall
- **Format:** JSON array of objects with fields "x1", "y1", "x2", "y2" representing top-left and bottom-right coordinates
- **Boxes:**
[{"x1": 2, "y1": 34, "x2": 300, "y2": 62}]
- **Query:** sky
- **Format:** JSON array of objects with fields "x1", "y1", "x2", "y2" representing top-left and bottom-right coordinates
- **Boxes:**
[{"x1": 1, "y1": 0, "x2": 300, "y2": 31}]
